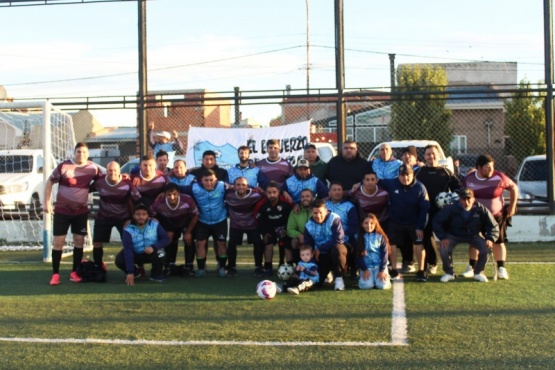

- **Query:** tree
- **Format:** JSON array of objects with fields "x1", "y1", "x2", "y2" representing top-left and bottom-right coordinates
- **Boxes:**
[
  {"x1": 504, "y1": 80, "x2": 545, "y2": 162},
  {"x1": 389, "y1": 64, "x2": 453, "y2": 153}
]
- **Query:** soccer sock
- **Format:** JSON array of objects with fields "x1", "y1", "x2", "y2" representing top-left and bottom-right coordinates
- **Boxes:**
[
  {"x1": 497, "y1": 261, "x2": 505, "y2": 268},
  {"x1": 219, "y1": 255, "x2": 228, "y2": 269},
  {"x1": 264, "y1": 262, "x2": 272, "y2": 271},
  {"x1": 93, "y1": 247, "x2": 103, "y2": 265},
  {"x1": 52, "y1": 250, "x2": 62, "y2": 274},
  {"x1": 72, "y1": 248, "x2": 84, "y2": 271},
  {"x1": 197, "y1": 258, "x2": 206, "y2": 271},
  {"x1": 469, "y1": 259, "x2": 477, "y2": 268}
]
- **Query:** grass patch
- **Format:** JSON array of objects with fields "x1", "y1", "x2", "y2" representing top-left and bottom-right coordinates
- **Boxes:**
[{"x1": 0, "y1": 243, "x2": 554, "y2": 369}]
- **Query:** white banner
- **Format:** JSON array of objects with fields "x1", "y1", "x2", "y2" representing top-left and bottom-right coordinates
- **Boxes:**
[{"x1": 186, "y1": 121, "x2": 311, "y2": 169}]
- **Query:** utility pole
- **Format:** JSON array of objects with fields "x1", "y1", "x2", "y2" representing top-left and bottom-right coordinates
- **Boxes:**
[
  {"x1": 138, "y1": 0, "x2": 148, "y2": 157},
  {"x1": 334, "y1": 0, "x2": 346, "y2": 147},
  {"x1": 544, "y1": 0, "x2": 555, "y2": 214}
]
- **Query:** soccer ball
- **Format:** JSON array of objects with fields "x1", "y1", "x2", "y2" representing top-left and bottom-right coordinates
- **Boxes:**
[
  {"x1": 449, "y1": 191, "x2": 460, "y2": 203},
  {"x1": 277, "y1": 264, "x2": 294, "y2": 281},
  {"x1": 435, "y1": 192, "x2": 450, "y2": 208},
  {"x1": 256, "y1": 280, "x2": 277, "y2": 300}
]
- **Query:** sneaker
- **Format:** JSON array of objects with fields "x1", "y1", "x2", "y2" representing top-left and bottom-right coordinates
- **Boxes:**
[
  {"x1": 428, "y1": 264, "x2": 438, "y2": 275},
  {"x1": 134, "y1": 266, "x2": 143, "y2": 279},
  {"x1": 275, "y1": 283, "x2": 283, "y2": 293},
  {"x1": 334, "y1": 276, "x2": 345, "y2": 291},
  {"x1": 226, "y1": 267, "x2": 238, "y2": 278},
  {"x1": 49, "y1": 273, "x2": 61, "y2": 286},
  {"x1": 390, "y1": 269, "x2": 402, "y2": 281},
  {"x1": 287, "y1": 286, "x2": 300, "y2": 295},
  {"x1": 69, "y1": 271, "x2": 82, "y2": 283},
  {"x1": 401, "y1": 262, "x2": 416, "y2": 273},
  {"x1": 183, "y1": 265, "x2": 194, "y2": 277},
  {"x1": 150, "y1": 275, "x2": 166, "y2": 283},
  {"x1": 440, "y1": 274, "x2": 456, "y2": 282},
  {"x1": 218, "y1": 267, "x2": 227, "y2": 278},
  {"x1": 416, "y1": 270, "x2": 427, "y2": 282},
  {"x1": 264, "y1": 268, "x2": 273, "y2": 277},
  {"x1": 302, "y1": 280, "x2": 314, "y2": 291},
  {"x1": 462, "y1": 265, "x2": 474, "y2": 278},
  {"x1": 254, "y1": 267, "x2": 264, "y2": 278},
  {"x1": 324, "y1": 271, "x2": 334, "y2": 283},
  {"x1": 195, "y1": 269, "x2": 206, "y2": 278},
  {"x1": 498, "y1": 266, "x2": 509, "y2": 280},
  {"x1": 474, "y1": 273, "x2": 489, "y2": 283},
  {"x1": 297, "y1": 281, "x2": 306, "y2": 291}
]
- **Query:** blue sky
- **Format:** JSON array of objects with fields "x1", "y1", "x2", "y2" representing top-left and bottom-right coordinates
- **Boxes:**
[{"x1": 0, "y1": 0, "x2": 548, "y2": 125}]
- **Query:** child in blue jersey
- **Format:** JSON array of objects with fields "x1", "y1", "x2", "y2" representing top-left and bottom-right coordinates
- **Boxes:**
[
  {"x1": 357, "y1": 213, "x2": 391, "y2": 290},
  {"x1": 285, "y1": 245, "x2": 319, "y2": 295}
]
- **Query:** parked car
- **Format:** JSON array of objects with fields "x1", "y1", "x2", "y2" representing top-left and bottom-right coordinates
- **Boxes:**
[
  {"x1": 0, "y1": 149, "x2": 57, "y2": 218},
  {"x1": 367, "y1": 140, "x2": 454, "y2": 173},
  {"x1": 516, "y1": 154, "x2": 548, "y2": 214},
  {"x1": 312, "y1": 142, "x2": 337, "y2": 163}
]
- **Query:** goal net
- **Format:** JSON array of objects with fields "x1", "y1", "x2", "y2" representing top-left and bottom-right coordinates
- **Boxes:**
[{"x1": 0, "y1": 101, "x2": 93, "y2": 261}]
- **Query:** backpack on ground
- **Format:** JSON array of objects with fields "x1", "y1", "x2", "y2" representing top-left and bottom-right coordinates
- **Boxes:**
[{"x1": 76, "y1": 260, "x2": 107, "y2": 283}]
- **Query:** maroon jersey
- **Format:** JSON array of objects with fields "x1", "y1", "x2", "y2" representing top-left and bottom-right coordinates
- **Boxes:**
[
  {"x1": 91, "y1": 175, "x2": 132, "y2": 221},
  {"x1": 463, "y1": 170, "x2": 515, "y2": 217},
  {"x1": 49, "y1": 160, "x2": 100, "y2": 215},
  {"x1": 349, "y1": 185, "x2": 390, "y2": 223},
  {"x1": 150, "y1": 194, "x2": 199, "y2": 230},
  {"x1": 256, "y1": 158, "x2": 293, "y2": 187},
  {"x1": 225, "y1": 188, "x2": 264, "y2": 230},
  {"x1": 130, "y1": 171, "x2": 168, "y2": 208}
]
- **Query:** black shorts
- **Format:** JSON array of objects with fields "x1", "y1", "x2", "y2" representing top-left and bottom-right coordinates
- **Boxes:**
[
  {"x1": 93, "y1": 218, "x2": 128, "y2": 243},
  {"x1": 494, "y1": 214, "x2": 509, "y2": 244},
  {"x1": 195, "y1": 220, "x2": 227, "y2": 242},
  {"x1": 228, "y1": 228, "x2": 261, "y2": 246},
  {"x1": 53, "y1": 212, "x2": 89, "y2": 236},
  {"x1": 387, "y1": 221, "x2": 417, "y2": 246}
]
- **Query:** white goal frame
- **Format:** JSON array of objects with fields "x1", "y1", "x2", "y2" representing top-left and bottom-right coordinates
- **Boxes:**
[{"x1": 0, "y1": 100, "x2": 92, "y2": 261}]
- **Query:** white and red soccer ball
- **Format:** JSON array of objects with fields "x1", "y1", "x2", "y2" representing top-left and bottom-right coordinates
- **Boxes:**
[{"x1": 256, "y1": 280, "x2": 277, "y2": 300}]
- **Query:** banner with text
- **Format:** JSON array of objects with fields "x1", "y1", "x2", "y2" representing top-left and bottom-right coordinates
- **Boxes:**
[{"x1": 186, "y1": 121, "x2": 311, "y2": 169}]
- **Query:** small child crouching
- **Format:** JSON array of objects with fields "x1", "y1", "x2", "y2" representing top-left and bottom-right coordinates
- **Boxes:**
[
  {"x1": 357, "y1": 213, "x2": 391, "y2": 290},
  {"x1": 284, "y1": 245, "x2": 319, "y2": 295}
]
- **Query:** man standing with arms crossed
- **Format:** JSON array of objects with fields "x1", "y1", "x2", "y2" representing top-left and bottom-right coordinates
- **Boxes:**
[
  {"x1": 225, "y1": 177, "x2": 265, "y2": 277},
  {"x1": 44, "y1": 142, "x2": 101, "y2": 285},
  {"x1": 90, "y1": 161, "x2": 132, "y2": 270}
]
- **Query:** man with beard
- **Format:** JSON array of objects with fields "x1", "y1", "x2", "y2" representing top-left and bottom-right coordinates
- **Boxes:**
[
  {"x1": 254, "y1": 181, "x2": 293, "y2": 277},
  {"x1": 227, "y1": 145, "x2": 268, "y2": 190},
  {"x1": 286, "y1": 188, "x2": 315, "y2": 264},
  {"x1": 326, "y1": 140, "x2": 368, "y2": 192},
  {"x1": 462, "y1": 154, "x2": 518, "y2": 280}
]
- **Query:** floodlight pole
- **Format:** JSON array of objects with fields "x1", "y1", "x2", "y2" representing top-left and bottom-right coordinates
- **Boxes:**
[{"x1": 138, "y1": 0, "x2": 148, "y2": 157}]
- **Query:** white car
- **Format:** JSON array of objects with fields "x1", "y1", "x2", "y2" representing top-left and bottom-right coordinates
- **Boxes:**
[
  {"x1": 367, "y1": 140, "x2": 454, "y2": 173},
  {"x1": 516, "y1": 154, "x2": 548, "y2": 214},
  {"x1": 0, "y1": 149, "x2": 57, "y2": 217}
]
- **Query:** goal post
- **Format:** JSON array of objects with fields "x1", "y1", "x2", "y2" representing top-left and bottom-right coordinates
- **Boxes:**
[{"x1": 0, "y1": 100, "x2": 92, "y2": 261}]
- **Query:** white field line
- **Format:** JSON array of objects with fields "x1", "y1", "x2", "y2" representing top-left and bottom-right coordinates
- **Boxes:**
[{"x1": 0, "y1": 280, "x2": 408, "y2": 348}]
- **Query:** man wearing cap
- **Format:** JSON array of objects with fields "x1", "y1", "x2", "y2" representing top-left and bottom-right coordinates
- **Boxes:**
[
  {"x1": 148, "y1": 122, "x2": 183, "y2": 165},
  {"x1": 303, "y1": 144, "x2": 327, "y2": 183},
  {"x1": 282, "y1": 158, "x2": 328, "y2": 204},
  {"x1": 433, "y1": 188, "x2": 499, "y2": 283},
  {"x1": 401, "y1": 146, "x2": 420, "y2": 171},
  {"x1": 379, "y1": 164, "x2": 430, "y2": 280},
  {"x1": 371, "y1": 143, "x2": 402, "y2": 180},
  {"x1": 414, "y1": 144, "x2": 461, "y2": 282}
]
